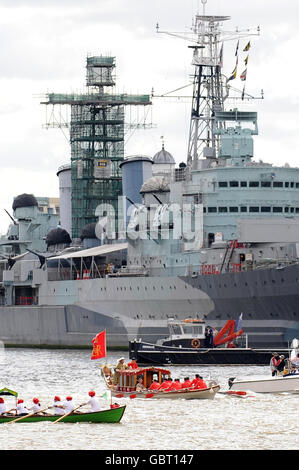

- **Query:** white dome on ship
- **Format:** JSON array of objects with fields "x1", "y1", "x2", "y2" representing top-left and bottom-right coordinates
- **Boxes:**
[
  {"x1": 153, "y1": 144, "x2": 175, "y2": 165},
  {"x1": 140, "y1": 175, "x2": 170, "y2": 194}
]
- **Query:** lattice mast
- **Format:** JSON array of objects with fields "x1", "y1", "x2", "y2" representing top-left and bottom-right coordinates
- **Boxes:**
[
  {"x1": 41, "y1": 56, "x2": 151, "y2": 238},
  {"x1": 187, "y1": 13, "x2": 230, "y2": 168},
  {"x1": 157, "y1": 0, "x2": 259, "y2": 169}
]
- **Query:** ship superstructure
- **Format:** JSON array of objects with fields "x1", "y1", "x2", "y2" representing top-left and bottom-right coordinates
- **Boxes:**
[{"x1": 0, "y1": 4, "x2": 299, "y2": 349}]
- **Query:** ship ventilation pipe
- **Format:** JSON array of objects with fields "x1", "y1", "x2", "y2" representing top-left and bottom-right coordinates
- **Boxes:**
[
  {"x1": 120, "y1": 156, "x2": 153, "y2": 226},
  {"x1": 57, "y1": 164, "x2": 72, "y2": 236}
]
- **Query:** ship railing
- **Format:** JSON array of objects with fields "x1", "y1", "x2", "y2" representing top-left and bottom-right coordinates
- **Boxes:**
[
  {"x1": 15, "y1": 296, "x2": 37, "y2": 306},
  {"x1": 199, "y1": 260, "x2": 297, "y2": 276}
]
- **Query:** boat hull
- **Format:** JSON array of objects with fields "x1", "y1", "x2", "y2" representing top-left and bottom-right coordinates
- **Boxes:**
[
  {"x1": 113, "y1": 385, "x2": 220, "y2": 400},
  {"x1": 129, "y1": 341, "x2": 290, "y2": 366},
  {"x1": 0, "y1": 264, "x2": 299, "y2": 348},
  {"x1": 0, "y1": 406, "x2": 126, "y2": 423},
  {"x1": 229, "y1": 374, "x2": 299, "y2": 393}
]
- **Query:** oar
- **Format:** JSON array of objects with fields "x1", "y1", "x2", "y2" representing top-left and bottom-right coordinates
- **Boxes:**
[
  {"x1": 52, "y1": 403, "x2": 86, "y2": 424},
  {"x1": 5, "y1": 408, "x2": 17, "y2": 415},
  {"x1": 8, "y1": 406, "x2": 51, "y2": 424}
]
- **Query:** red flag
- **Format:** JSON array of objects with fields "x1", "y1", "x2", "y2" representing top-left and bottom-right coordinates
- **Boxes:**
[
  {"x1": 91, "y1": 330, "x2": 106, "y2": 360},
  {"x1": 129, "y1": 394, "x2": 137, "y2": 399},
  {"x1": 145, "y1": 393, "x2": 154, "y2": 399}
]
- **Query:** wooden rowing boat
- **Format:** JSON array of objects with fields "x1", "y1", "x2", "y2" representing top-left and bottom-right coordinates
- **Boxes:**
[
  {"x1": 0, "y1": 405, "x2": 126, "y2": 424},
  {"x1": 101, "y1": 365, "x2": 220, "y2": 400},
  {"x1": 112, "y1": 385, "x2": 220, "y2": 400}
]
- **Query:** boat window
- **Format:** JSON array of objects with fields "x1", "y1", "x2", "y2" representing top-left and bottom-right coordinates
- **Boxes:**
[
  {"x1": 261, "y1": 181, "x2": 271, "y2": 187},
  {"x1": 285, "y1": 182, "x2": 289, "y2": 188},
  {"x1": 296, "y1": 208, "x2": 299, "y2": 213},
  {"x1": 218, "y1": 182, "x2": 228, "y2": 187},
  {"x1": 249, "y1": 206, "x2": 259, "y2": 212},
  {"x1": 240, "y1": 181, "x2": 247, "y2": 187},
  {"x1": 229, "y1": 181, "x2": 239, "y2": 187},
  {"x1": 170, "y1": 325, "x2": 182, "y2": 335},
  {"x1": 229, "y1": 207, "x2": 238, "y2": 212},
  {"x1": 284, "y1": 207, "x2": 289, "y2": 213},
  {"x1": 208, "y1": 207, "x2": 217, "y2": 213},
  {"x1": 261, "y1": 206, "x2": 271, "y2": 212},
  {"x1": 240, "y1": 206, "x2": 247, "y2": 212},
  {"x1": 182, "y1": 325, "x2": 195, "y2": 335},
  {"x1": 249, "y1": 181, "x2": 259, "y2": 187},
  {"x1": 192, "y1": 325, "x2": 204, "y2": 335},
  {"x1": 273, "y1": 207, "x2": 283, "y2": 212},
  {"x1": 218, "y1": 207, "x2": 227, "y2": 213},
  {"x1": 273, "y1": 182, "x2": 283, "y2": 187}
]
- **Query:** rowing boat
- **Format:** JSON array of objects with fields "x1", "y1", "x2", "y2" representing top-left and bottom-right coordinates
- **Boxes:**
[
  {"x1": 113, "y1": 386, "x2": 220, "y2": 400},
  {"x1": 0, "y1": 405, "x2": 126, "y2": 423},
  {"x1": 102, "y1": 365, "x2": 220, "y2": 400}
]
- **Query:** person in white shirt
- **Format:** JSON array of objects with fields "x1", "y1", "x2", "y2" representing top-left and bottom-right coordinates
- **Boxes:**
[
  {"x1": 28, "y1": 398, "x2": 42, "y2": 414},
  {"x1": 52, "y1": 396, "x2": 65, "y2": 415},
  {"x1": 16, "y1": 399, "x2": 29, "y2": 415},
  {"x1": 0, "y1": 398, "x2": 6, "y2": 414},
  {"x1": 63, "y1": 396, "x2": 75, "y2": 414},
  {"x1": 85, "y1": 390, "x2": 101, "y2": 412}
]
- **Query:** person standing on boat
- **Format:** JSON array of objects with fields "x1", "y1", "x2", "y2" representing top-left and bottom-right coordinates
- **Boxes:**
[
  {"x1": 205, "y1": 326, "x2": 214, "y2": 348},
  {"x1": 113, "y1": 357, "x2": 129, "y2": 385},
  {"x1": 128, "y1": 359, "x2": 138, "y2": 369},
  {"x1": 270, "y1": 352, "x2": 280, "y2": 376},
  {"x1": 0, "y1": 398, "x2": 6, "y2": 415},
  {"x1": 276, "y1": 355, "x2": 286, "y2": 376}
]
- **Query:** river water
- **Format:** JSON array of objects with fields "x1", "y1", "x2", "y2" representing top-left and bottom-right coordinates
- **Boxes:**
[{"x1": 0, "y1": 348, "x2": 297, "y2": 451}]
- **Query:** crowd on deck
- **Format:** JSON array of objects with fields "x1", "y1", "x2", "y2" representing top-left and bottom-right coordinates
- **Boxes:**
[{"x1": 270, "y1": 352, "x2": 299, "y2": 377}]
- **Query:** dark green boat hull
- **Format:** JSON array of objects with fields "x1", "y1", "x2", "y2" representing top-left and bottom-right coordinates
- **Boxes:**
[{"x1": 0, "y1": 406, "x2": 126, "y2": 423}]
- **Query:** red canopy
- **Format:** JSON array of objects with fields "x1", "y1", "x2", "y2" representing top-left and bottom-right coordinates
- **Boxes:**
[{"x1": 117, "y1": 366, "x2": 171, "y2": 376}]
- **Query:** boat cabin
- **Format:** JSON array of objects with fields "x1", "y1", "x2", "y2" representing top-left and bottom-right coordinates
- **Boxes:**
[
  {"x1": 116, "y1": 367, "x2": 171, "y2": 393},
  {"x1": 157, "y1": 318, "x2": 206, "y2": 346}
]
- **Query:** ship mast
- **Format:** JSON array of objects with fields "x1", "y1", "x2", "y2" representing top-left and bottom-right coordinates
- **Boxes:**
[
  {"x1": 187, "y1": 4, "x2": 230, "y2": 168},
  {"x1": 157, "y1": 0, "x2": 260, "y2": 169}
]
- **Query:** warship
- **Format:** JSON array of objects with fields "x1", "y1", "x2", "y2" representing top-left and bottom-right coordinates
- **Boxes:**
[{"x1": 1, "y1": 5, "x2": 299, "y2": 349}]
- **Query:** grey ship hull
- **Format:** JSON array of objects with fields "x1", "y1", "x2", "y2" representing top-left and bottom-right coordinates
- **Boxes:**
[{"x1": 0, "y1": 264, "x2": 298, "y2": 348}]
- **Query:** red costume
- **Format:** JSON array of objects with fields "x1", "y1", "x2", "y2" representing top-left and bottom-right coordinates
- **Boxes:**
[
  {"x1": 182, "y1": 379, "x2": 192, "y2": 389},
  {"x1": 128, "y1": 360, "x2": 138, "y2": 369},
  {"x1": 148, "y1": 381, "x2": 161, "y2": 391},
  {"x1": 160, "y1": 381, "x2": 171, "y2": 390},
  {"x1": 194, "y1": 379, "x2": 207, "y2": 389},
  {"x1": 168, "y1": 381, "x2": 182, "y2": 391}
]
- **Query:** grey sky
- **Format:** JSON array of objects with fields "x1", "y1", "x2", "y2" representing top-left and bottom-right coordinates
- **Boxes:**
[{"x1": 0, "y1": 0, "x2": 298, "y2": 233}]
